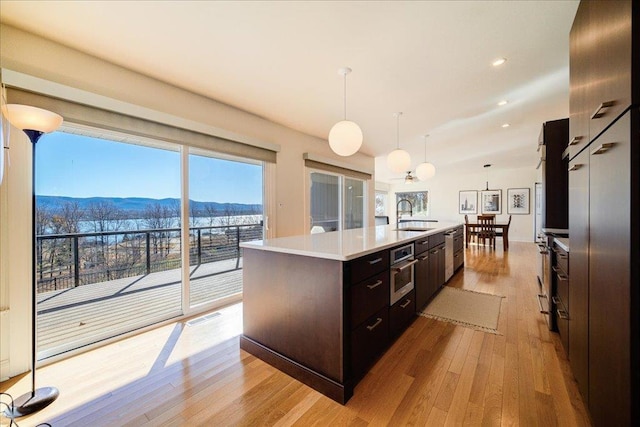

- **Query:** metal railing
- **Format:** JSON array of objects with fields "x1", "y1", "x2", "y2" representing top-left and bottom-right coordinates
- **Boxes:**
[{"x1": 36, "y1": 222, "x2": 263, "y2": 293}]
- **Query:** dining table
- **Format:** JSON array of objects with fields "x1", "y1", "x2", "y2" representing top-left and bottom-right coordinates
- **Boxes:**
[{"x1": 465, "y1": 220, "x2": 511, "y2": 251}]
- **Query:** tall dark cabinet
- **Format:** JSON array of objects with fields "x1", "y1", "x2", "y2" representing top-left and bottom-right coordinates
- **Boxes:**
[
  {"x1": 539, "y1": 118, "x2": 569, "y2": 229},
  {"x1": 568, "y1": 1, "x2": 639, "y2": 426}
]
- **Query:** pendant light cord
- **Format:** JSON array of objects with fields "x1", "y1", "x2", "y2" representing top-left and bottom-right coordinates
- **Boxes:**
[{"x1": 343, "y1": 73, "x2": 347, "y2": 121}]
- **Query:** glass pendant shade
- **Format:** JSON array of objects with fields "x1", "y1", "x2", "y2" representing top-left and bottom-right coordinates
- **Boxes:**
[
  {"x1": 2, "y1": 104, "x2": 63, "y2": 133},
  {"x1": 387, "y1": 148, "x2": 411, "y2": 174},
  {"x1": 416, "y1": 162, "x2": 436, "y2": 180},
  {"x1": 329, "y1": 120, "x2": 363, "y2": 156}
]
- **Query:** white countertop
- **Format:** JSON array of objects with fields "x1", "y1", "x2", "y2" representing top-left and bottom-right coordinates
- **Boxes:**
[{"x1": 240, "y1": 221, "x2": 462, "y2": 261}]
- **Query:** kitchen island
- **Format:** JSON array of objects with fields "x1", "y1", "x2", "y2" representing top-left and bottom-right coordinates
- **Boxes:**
[{"x1": 239, "y1": 221, "x2": 463, "y2": 403}]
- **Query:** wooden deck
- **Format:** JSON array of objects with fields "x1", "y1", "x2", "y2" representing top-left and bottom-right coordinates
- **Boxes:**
[{"x1": 36, "y1": 258, "x2": 243, "y2": 358}]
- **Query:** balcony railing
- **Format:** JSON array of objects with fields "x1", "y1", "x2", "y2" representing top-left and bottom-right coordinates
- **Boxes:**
[{"x1": 36, "y1": 222, "x2": 263, "y2": 293}]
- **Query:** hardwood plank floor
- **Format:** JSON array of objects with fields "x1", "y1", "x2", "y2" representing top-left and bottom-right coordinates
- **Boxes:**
[{"x1": 1, "y1": 242, "x2": 591, "y2": 426}]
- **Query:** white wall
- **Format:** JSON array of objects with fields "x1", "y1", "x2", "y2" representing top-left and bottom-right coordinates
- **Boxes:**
[{"x1": 386, "y1": 165, "x2": 539, "y2": 243}]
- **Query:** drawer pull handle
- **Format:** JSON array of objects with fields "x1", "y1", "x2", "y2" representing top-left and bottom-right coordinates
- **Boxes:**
[
  {"x1": 368, "y1": 257, "x2": 383, "y2": 265},
  {"x1": 418, "y1": 255, "x2": 428, "y2": 261},
  {"x1": 590, "y1": 101, "x2": 615, "y2": 119},
  {"x1": 392, "y1": 259, "x2": 419, "y2": 272},
  {"x1": 552, "y1": 296, "x2": 561, "y2": 305},
  {"x1": 557, "y1": 253, "x2": 568, "y2": 259},
  {"x1": 366, "y1": 280, "x2": 383, "y2": 290},
  {"x1": 557, "y1": 309, "x2": 569, "y2": 320},
  {"x1": 366, "y1": 317, "x2": 383, "y2": 331},
  {"x1": 568, "y1": 163, "x2": 583, "y2": 171},
  {"x1": 569, "y1": 136, "x2": 583, "y2": 145},
  {"x1": 417, "y1": 240, "x2": 429, "y2": 245},
  {"x1": 551, "y1": 266, "x2": 568, "y2": 281},
  {"x1": 400, "y1": 299, "x2": 412, "y2": 309},
  {"x1": 591, "y1": 142, "x2": 615, "y2": 155},
  {"x1": 431, "y1": 250, "x2": 439, "y2": 254},
  {"x1": 537, "y1": 294, "x2": 549, "y2": 314}
]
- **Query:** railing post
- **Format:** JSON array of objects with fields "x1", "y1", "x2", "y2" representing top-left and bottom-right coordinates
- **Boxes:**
[
  {"x1": 146, "y1": 231, "x2": 151, "y2": 275},
  {"x1": 235, "y1": 226, "x2": 241, "y2": 269},
  {"x1": 197, "y1": 229, "x2": 202, "y2": 266},
  {"x1": 73, "y1": 236, "x2": 80, "y2": 287}
]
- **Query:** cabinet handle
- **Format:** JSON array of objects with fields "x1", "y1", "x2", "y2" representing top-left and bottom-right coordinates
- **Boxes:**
[
  {"x1": 368, "y1": 257, "x2": 383, "y2": 265},
  {"x1": 400, "y1": 299, "x2": 412, "y2": 309},
  {"x1": 569, "y1": 136, "x2": 583, "y2": 145},
  {"x1": 366, "y1": 280, "x2": 383, "y2": 290},
  {"x1": 557, "y1": 309, "x2": 569, "y2": 320},
  {"x1": 431, "y1": 250, "x2": 439, "y2": 254},
  {"x1": 552, "y1": 266, "x2": 568, "y2": 281},
  {"x1": 417, "y1": 240, "x2": 429, "y2": 245},
  {"x1": 537, "y1": 244, "x2": 548, "y2": 255},
  {"x1": 418, "y1": 255, "x2": 428, "y2": 261},
  {"x1": 537, "y1": 294, "x2": 549, "y2": 314},
  {"x1": 568, "y1": 163, "x2": 583, "y2": 171},
  {"x1": 392, "y1": 259, "x2": 419, "y2": 272},
  {"x1": 590, "y1": 100, "x2": 615, "y2": 119},
  {"x1": 552, "y1": 296, "x2": 561, "y2": 305},
  {"x1": 366, "y1": 317, "x2": 383, "y2": 331},
  {"x1": 591, "y1": 142, "x2": 615, "y2": 155}
]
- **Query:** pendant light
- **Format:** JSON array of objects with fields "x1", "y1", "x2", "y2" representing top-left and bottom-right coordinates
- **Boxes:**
[
  {"x1": 386, "y1": 112, "x2": 411, "y2": 173},
  {"x1": 328, "y1": 67, "x2": 363, "y2": 156},
  {"x1": 416, "y1": 134, "x2": 436, "y2": 180},
  {"x1": 484, "y1": 163, "x2": 491, "y2": 190}
]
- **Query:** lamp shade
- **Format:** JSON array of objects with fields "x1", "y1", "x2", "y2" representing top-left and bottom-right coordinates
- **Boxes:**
[
  {"x1": 2, "y1": 104, "x2": 63, "y2": 133},
  {"x1": 387, "y1": 148, "x2": 411, "y2": 173},
  {"x1": 416, "y1": 162, "x2": 436, "y2": 180},
  {"x1": 329, "y1": 120, "x2": 363, "y2": 156}
]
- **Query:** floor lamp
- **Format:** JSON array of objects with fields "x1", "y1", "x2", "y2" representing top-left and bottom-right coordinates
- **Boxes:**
[{"x1": 1, "y1": 104, "x2": 63, "y2": 417}]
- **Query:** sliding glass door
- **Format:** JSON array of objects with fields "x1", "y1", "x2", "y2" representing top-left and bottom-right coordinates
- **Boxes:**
[{"x1": 308, "y1": 170, "x2": 366, "y2": 233}]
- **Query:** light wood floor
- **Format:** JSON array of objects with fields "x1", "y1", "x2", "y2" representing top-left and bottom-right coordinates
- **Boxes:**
[{"x1": 1, "y1": 242, "x2": 591, "y2": 426}]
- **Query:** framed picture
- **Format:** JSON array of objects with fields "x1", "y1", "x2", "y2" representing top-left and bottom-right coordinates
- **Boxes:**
[
  {"x1": 458, "y1": 190, "x2": 477, "y2": 214},
  {"x1": 507, "y1": 187, "x2": 530, "y2": 214},
  {"x1": 481, "y1": 189, "x2": 502, "y2": 214}
]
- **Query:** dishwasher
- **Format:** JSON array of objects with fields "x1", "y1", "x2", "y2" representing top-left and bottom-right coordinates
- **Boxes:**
[{"x1": 444, "y1": 229, "x2": 455, "y2": 281}]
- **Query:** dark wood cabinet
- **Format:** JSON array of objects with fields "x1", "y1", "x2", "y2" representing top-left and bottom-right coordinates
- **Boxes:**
[
  {"x1": 568, "y1": 148, "x2": 590, "y2": 402},
  {"x1": 390, "y1": 290, "x2": 415, "y2": 338},
  {"x1": 568, "y1": 1, "x2": 640, "y2": 424},
  {"x1": 414, "y1": 250, "x2": 430, "y2": 311},
  {"x1": 429, "y1": 243, "x2": 446, "y2": 296},
  {"x1": 583, "y1": 0, "x2": 634, "y2": 141},
  {"x1": 350, "y1": 271, "x2": 389, "y2": 328},
  {"x1": 587, "y1": 113, "x2": 632, "y2": 427},
  {"x1": 351, "y1": 307, "x2": 389, "y2": 379},
  {"x1": 552, "y1": 240, "x2": 569, "y2": 356},
  {"x1": 539, "y1": 118, "x2": 569, "y2": 230}
]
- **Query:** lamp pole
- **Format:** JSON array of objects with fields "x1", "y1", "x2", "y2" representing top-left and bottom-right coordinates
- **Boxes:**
[{"x1": 1, "y1": 105, "x2": 63, "y2": 418}]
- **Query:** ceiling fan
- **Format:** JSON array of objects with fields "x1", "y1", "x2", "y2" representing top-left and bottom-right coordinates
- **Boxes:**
[{"x1": 390, "y1": 171, "x2": 418, "y2": 184}]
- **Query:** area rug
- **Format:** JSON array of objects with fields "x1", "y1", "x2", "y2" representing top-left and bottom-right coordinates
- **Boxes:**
[{"x1": 418, "y1": 287, "x2": 504, "y2": 334}]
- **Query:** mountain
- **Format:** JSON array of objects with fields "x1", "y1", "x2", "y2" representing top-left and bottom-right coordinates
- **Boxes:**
[{"x1": 36, "y1": 196, "x2": 262, "y2": 217}]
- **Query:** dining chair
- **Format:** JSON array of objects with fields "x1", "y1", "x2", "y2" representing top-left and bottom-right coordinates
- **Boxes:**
[
  {"x1": 495, "y1": 215, "x2": 511, "y2": 248},
  {"x1": 477, "y1": 214, "x2": 496, "y2": 249},
  {"x1": 464, "y1": 214, "x2": 478, "y2": 245}
]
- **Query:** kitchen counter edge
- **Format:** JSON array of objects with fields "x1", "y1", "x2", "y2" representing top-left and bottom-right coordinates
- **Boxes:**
[{"x1": 240, "y1": 221, "x2": 462, "y2": 261}]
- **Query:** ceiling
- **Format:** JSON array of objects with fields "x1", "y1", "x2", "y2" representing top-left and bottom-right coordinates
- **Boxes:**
[{"x1": 0, "y1": 1, "x2": 579, "y2": 182}]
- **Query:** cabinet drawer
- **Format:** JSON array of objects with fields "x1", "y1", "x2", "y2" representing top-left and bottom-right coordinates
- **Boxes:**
[
  {"x1": 350, "y1": 307, "x2": 389, "y2": 379},
  {"x1": 453, "y1": 249, "x2": 464, "y2": 271},
  {"x1": 347, "y1": 249, "x2": 389, "y2": 284},
  {"x1": 350, "y1": 271, "x2": 389, "y2": 328},
  {"x1": 390, "y1": 290, "x2": 415, "y2": 338},
  {"x1": 552, "y1": 242, "x2": 569, "y2": 275},
  {"x1": 429, "y1": 232, "x2": 445, "y2": 249},
  {"x1": 555, "y1": 270, "x2": 569, "y2": 314},
  {"x1": 414, "y1": 236, "x2": 430, "y2": 255},
  {"x1": 453, "y1": 235, "x2": 464, "y2": 253},
  {"x1": 556, "y1": 304, "x2": 570, "y2": 356}
]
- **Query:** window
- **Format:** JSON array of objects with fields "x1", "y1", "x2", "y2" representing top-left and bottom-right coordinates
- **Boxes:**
[
  {"x1": 375, "y1": 191, "x2": 388, "y2": 216},
  {"x1": 308, "y1": 170, "x2": 366, "y2": 233}
]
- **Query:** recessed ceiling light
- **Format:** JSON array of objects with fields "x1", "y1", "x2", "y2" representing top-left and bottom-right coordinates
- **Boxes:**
[
  {"x1": 498, "y1": 100, "x2": 508, "y2": 106},
  {"x1": 501, "y1": 123, "x2": 510, "y2": 128},
  {"x1": 492, "y1": 58, "x2": 507, "y2": 67}
]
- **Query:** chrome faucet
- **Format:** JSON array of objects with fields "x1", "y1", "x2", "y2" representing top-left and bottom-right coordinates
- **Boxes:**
[{"x1": 396, "y1": 198, "x2": 413, "y2": 228}]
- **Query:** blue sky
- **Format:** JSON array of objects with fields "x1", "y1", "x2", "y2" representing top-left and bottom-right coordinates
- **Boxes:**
[{"x1": 36, "y1": 132, "x2": 263, "y2": 204}]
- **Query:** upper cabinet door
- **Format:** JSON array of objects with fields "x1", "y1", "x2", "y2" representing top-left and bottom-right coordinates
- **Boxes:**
[
  {"x1": 584, "y1": 0, "x2": 633, "y2": 141},
  {"x1": 569, "y1": 0, "x2": 591, "y2": 159}
]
